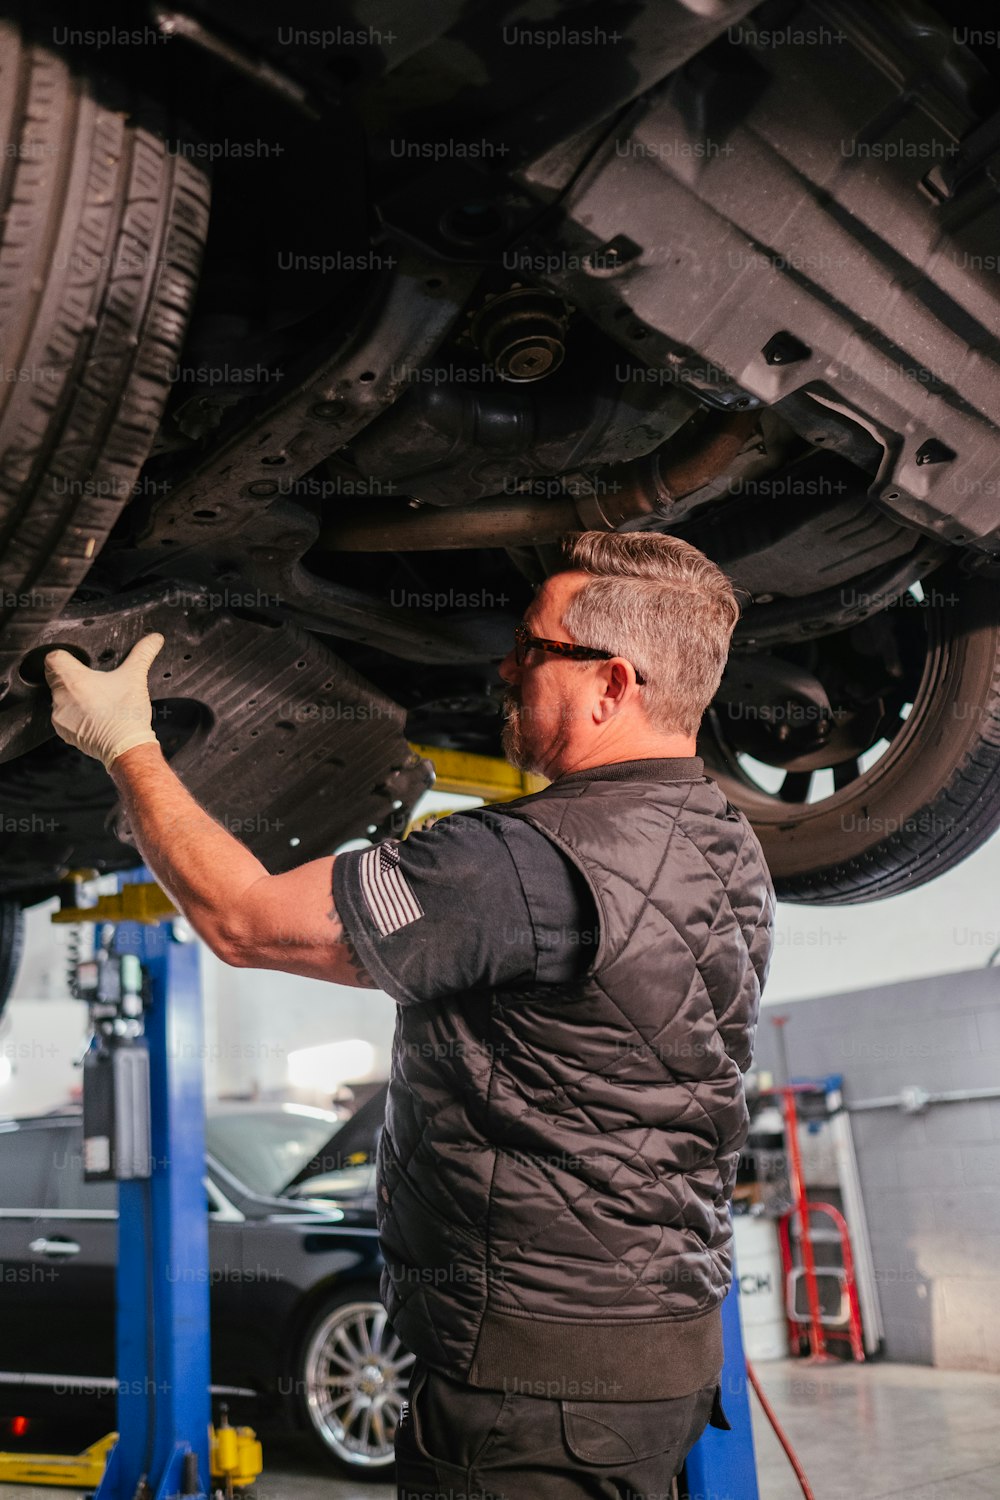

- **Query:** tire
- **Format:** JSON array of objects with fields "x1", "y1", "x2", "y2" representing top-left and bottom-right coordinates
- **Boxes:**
[
  {"x1": 0, "y1": 899, "x2": 25, "y2": 1021},
  {"x1": 701, "y1": 566, "x2": 1000, "y2": 903},
  {"x1": 295, "y1": 1289, "x2": 414, "y2": 1476},
  {"x1": 0, "y1": 15, "x2": 210, "y2": 678}
]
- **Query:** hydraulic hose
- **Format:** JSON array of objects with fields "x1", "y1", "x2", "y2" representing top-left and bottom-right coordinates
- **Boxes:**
[{"x1": 746, "y1": 1357, "x2": 816, "y2": 1500}]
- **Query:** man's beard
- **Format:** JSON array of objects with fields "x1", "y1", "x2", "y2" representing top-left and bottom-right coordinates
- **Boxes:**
[
  {"x1": 500, "y1": 691, "x2": 575, "y2": 774},
  {"x1": 501, "y1": 691, "x2": 540, "y2": 774}
]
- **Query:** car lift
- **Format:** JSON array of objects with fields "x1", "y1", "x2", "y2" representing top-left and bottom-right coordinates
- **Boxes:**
[{"x1": 0, "y1": 868, "x2": 261, "y2": 1497}]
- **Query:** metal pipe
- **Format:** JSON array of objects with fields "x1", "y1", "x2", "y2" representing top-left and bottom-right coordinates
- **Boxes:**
[
  {"x1": 319, "y1": 409, "x2": 758, "y2": 552},
  {"x1": 320, "y1": 493, "x2": 583, "y2": 552},
  {"x1": 827, "y1": 1094, "x2": 885, "y2": 1354},
  {"x1": 845, "y1": 1085, "x2": 1000, "y2": 1113}
]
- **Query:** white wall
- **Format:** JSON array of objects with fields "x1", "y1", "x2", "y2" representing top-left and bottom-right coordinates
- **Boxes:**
[
  {"x1": 764, "y1": 823, "x2": 1000, "y2": 1005},
  {"x1": 1, "y1": 901, "x2": 86, "y2": 1114},
  {"x1": 202, "y1": 949, "x2": 395, "y2": 1102}
]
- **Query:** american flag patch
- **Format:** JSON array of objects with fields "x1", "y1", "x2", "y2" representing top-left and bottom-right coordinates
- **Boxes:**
[{"x1": 358, "y1": 841, "x2": 424, "y2": 937}]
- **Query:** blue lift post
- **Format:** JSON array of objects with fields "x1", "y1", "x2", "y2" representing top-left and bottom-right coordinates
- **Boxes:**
[
  {"x1": 681, "y1": 1221, "x2": 761, "y2": 1500},
  {"x1": 95, "y1": 875, "x2": 212, "y2": 1500}
]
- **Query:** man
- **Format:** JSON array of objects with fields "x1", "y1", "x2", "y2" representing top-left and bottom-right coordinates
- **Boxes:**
[{"x1": 45, "y1": 529, "x2": 775, "y2": 1499}]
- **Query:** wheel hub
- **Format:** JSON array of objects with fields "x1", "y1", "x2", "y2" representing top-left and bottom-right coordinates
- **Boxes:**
[{"x1": 357, "y1": 1363, "x2": 385, "y2": 1398}]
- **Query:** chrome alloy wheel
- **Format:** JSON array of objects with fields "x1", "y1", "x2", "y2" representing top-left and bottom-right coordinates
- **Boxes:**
[{"x1": 303, "y1": 1299, "x2": 414, "y2": 1467}]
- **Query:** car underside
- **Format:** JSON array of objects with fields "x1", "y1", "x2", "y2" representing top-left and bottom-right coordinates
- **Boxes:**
[{"x1": 2, "y1": 0, "x2": 1000, "y2": 981}]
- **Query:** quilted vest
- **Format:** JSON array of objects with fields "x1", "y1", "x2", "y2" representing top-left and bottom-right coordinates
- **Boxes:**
[{"x1": 376, "y1": 766, "x2": 775, "y2": 1398}]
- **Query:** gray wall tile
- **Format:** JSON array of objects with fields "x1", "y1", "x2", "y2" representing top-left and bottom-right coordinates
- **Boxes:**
[{"x1": 755, "y1": 969, "x2": 1000, "y2": 1371}]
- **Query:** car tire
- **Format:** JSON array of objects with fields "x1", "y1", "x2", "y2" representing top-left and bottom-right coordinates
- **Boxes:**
[
  {"x1": 0, "y1": 899, "x2": 24, "y2": 1021},
  {"x1": 0, "y1": 15, "x2": 210, "y2": 678},
  {"x1": 702, "y1": 566, "x2": 1000, "y2": 903},
  {"x1": 295, "y1": 1288, "x2": 413, "y2": 1477}
]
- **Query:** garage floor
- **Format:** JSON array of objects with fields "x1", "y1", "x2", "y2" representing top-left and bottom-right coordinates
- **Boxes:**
[
  {"x1": 2, "y1": 1360, "x2": 999, "y2": 1500},
  {"x1": 747, "y1": 1360, "x2": 1000, "y2": 1499}
]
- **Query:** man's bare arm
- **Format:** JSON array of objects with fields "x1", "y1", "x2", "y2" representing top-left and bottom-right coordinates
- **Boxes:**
[
  {"x1": 109, "y1": 743, "x2": 376, "y2": 985},
  {"x1": 42, "y1": 636, "x2": 377, "y2": 984}
]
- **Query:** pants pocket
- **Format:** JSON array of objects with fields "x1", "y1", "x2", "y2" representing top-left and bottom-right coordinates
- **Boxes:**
[
  {"x1": 560, "y1": 1382, "x2": 717, "y2": 1466},
  {"x1": 408, "y1": 1362, "x2": 510, "y2": 1469}
]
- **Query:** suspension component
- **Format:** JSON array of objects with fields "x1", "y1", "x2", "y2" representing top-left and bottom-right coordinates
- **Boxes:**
[{"x1": 469, "y1": 288, "x2": 570, "y2": 382}]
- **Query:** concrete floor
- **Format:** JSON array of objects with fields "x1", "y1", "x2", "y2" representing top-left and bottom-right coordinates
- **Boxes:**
[
  {"x1": 2, "y1": 1360, "x2": 999, "y2": 1499},
  {"x1": 746, "y1": 1359, "x2": 1000, "y2": 1499}
]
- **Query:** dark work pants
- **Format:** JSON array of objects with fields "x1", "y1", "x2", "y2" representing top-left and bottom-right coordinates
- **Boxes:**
[{"x1": 395, "y1": 1358, "x2": 728, "y2": 1500}]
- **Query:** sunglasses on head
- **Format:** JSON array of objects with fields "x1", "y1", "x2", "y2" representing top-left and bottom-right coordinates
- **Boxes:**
[{"x1": 513, "y1": 623, "x2": 646, "y2": 685}]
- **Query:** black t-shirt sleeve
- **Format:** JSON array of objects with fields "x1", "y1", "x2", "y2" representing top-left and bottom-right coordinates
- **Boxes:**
[{"x1": 332, "y1": 808, "x2": 599, "y2": 1005}]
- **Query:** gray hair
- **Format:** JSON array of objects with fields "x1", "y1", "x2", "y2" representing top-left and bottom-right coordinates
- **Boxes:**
[{"x1": 559, "y1": 530, "x2": 742, "y2": 737}]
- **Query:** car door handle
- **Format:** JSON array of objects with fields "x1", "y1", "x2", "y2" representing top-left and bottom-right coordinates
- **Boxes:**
[{"x1": 28, "y1": 1237, "x2": 81, "y2": 1257}]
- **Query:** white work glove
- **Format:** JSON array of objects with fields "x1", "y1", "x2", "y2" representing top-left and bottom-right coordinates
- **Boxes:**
[{"x1": 44, "y1": 634, "x2": 165, "y2": 772}]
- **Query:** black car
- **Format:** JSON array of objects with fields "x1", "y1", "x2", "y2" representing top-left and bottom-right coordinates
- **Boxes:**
[
  {"x1": 0, "y1": 1086, "x2": 406, "y2": 1472},
  {"x1": 3, "y1": 0, "x2": 1000, "y2": 1014}
]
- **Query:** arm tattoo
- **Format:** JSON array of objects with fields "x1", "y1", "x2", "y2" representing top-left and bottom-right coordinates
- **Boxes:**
[
  {"x1": 327, "y1": 901, "x2": 377, "y2": 988},
  {"x1": 342, "y1": 933, "x2": 378, "y2": 988}
]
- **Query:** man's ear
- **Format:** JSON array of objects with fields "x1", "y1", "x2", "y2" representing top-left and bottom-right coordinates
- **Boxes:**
[{"x1": 596, "y1": 660, "x2": 632, "y2": 718}]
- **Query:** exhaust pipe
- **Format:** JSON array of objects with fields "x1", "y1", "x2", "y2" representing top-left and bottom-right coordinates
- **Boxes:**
[{"x1": 320, "y1": 410, "x2": 758, "y2": 552}]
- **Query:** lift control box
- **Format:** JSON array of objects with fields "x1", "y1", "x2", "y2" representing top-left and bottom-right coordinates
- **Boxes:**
[{"x1": 83, "y1": 1042, "x2": 152, "y2": 1182}]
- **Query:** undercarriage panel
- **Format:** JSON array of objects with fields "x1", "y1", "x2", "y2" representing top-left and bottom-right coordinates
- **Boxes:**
[{"x1": 0, "y1": 591, "x2": 431, "y2": 894}]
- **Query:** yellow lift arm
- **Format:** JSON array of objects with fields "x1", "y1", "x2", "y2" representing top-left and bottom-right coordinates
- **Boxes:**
[
  {"x1": 50, "y1": 876, "x2": 178, "y2": 926},
  {"x1": 0, "y1": 1422, "x2": 262, "y2": 1489},
  {"x1": 408, "y1": 742, "x2": 546, "y2": 804}
]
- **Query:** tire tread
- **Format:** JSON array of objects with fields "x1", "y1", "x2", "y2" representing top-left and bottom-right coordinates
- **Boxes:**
[
  {"x1": 777, "y1": 595, "x2": 1000, "y2": 905},
  {"x1": 0, "y1": 19, "x2": 209, "y2": 674}
]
